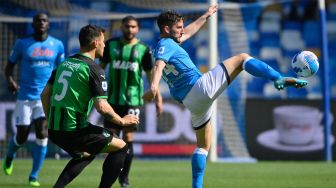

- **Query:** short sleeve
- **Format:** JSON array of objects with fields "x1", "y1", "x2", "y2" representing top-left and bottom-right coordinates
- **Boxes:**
[
  {"x1": 142, "y1": 47, "x2": 153, "y2": 71},
  {"x1": 56, "y1": 41, "x2": 65, "y2": 67},
  {"x1": 8, "y1": 39, "x2": 22, "y2": 64},
  {"x1": 89, "y1": 64, "x2": 108, "y2": 98},
  {"x1": 154, "y1": 39, "x2": 176, "y2": 63}
]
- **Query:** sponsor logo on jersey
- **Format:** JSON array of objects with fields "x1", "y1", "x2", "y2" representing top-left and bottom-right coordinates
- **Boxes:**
[
  {"x1": 32, "y1": 61, "x2": 51, "y2": 67},
  {"x1": 112, "y1": 60, "x2": 139, "y2": 71},
  {"x1": 31, "y1": 47, "x2": 54, "y2": 57}
]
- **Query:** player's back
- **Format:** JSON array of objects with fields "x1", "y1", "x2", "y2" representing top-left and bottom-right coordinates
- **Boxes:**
[{"x1": 49, "y1": 54, "x2": 106, "y2": 131}]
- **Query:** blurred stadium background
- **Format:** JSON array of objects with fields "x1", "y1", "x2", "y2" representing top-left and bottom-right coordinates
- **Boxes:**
[{"x1": 0, "y1": 0, "x2": 336, "y2": 162}]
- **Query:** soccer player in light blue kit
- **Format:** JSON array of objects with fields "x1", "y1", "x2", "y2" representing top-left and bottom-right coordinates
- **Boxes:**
[
  {"x1": 3, "y1": 12, "x2": 65, "y2": 187},
  {"x1": 143, "y1": 5, "x2": 308, "y2": 188}
]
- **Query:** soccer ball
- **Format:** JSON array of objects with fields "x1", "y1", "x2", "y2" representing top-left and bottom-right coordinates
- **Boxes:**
[{"x1": 291, "y1": 51, "x2": 319, "y2": 77}]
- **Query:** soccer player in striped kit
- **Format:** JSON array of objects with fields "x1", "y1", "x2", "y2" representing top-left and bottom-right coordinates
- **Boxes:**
[
  {"x1": 3, "y1": 12, "x2": 65, "y2": 187},
  {"x1": 143, "y1": 5, "x2": 308, "y2": 188},
  {"x1": 100, "y1": 16, "x2": 162, "y2": 188},
  {"x1": 41, "y1": 24, "x2": 139, "y2": 188}
]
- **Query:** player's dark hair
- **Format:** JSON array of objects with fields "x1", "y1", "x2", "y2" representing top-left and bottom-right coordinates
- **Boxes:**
[
  {"x1": 79, "y1": 24, "x2": 105, "y2": 48},
  {"x1": 157, "y1": 10, "x2": 184, "y2": 33},
  {"x1": 122, "y1": 15, "x2": 138, "y2": 24}
]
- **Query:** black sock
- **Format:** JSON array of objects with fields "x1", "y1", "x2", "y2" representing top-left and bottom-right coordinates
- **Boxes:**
[
  {"x1": 53, "y1": 155, "x2": 95, "y2": 188},
  {"x1": 99, "y1": 145, "x2": 128, "y2": 188},
  {"x1": 119, "y1": 142, "x2": 133, "y2": 185}
]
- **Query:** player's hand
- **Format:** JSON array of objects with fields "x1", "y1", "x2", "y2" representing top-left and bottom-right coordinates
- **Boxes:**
[
  {"x1": 205, "y1": 4, "x2": 218, "y2": 18},
  {"x1": 155, "y1": 94, "x2": 163, "y2": 117},
  {"x1": 142, "y1": 90, "x2": 155, "y2": 102},
  {"x1": 121, "y1": 114, "x2": 139, "y2": 126},
  {"x1": 7, "y1": 80, "x2": 19, "y2": 94}
]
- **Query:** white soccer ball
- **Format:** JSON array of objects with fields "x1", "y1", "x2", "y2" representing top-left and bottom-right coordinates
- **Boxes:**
[{"x1": 291, "y1": 51, "x2": 319, "y2": 77}]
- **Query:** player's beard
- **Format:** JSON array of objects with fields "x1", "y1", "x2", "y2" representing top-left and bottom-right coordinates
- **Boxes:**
[
  {"x1": 170, "y1": 35, "x2": 182, "y2": 44},
  {"x1": 123, "y1": 33, "x2": 135, "y2": 42}
]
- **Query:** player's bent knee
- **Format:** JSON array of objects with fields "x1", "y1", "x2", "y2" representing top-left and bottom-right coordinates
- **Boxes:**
[{"x1": 102, "y1": 137, "x2": 126, "y2": 153}]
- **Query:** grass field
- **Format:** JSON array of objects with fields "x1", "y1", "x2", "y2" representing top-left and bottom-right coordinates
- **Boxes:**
[{"x1": 1, "y1": 159, "x2": 336, "y2": 188}]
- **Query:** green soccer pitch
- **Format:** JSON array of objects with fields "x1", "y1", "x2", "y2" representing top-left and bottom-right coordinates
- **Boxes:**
[{"x1": 1, "y1": 159, "x2": 336, "y2": 187}]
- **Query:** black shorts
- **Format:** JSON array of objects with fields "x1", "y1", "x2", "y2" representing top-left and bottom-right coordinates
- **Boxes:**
[
  {"x1": 104, "y1": 105, "x2": 140, "y2": 132},
  {"x1": 49, "y1": 124, "x2": 114, "y2": 158}
]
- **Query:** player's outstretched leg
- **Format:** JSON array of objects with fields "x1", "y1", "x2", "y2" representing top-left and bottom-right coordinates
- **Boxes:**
[
  {"x1": 242, "y1": 56, "x2": 308, "y2": 90},
  {"x1": 191, "y1": 148, "x2": 208, "y2": 188},
  {"x1": 3, "y1": 136, "x2": 21, "y2": 175}
]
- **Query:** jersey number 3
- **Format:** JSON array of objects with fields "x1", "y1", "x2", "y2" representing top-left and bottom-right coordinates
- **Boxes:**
[{"x1": 55, "y1": 71, "x2": 72, "y2": 101}]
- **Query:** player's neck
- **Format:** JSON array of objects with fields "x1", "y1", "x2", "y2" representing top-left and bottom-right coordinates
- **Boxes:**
[
  {"x1": 34, "y1": 32, "x2": 48, "y2": 41},
  {"x1": 121, "y1": 37, "x2": 138, "y2": 45},
  {"x1": 79, "y1": 50, "x2": 95, "y2": 60}
]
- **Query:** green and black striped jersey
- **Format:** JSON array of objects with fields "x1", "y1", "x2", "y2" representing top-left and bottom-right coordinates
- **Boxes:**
[
  {"x1": 47, "y1": 54, "x2": 108, "y2": 131},
  {"x1": 102, "y1": 38, "x2": 153, "y2": 106}
]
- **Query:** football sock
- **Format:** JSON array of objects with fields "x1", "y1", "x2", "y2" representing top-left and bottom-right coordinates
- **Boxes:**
[
  {"x1": 53, "y1": 155, "x2": 96, "y2": 188},
  {"x1": 243, "y1": 57, "x2": 282, "y2": 81},
  {"x1": 191, "y1": 148, "x2": 208, "y2": 188},
  {"x1": 99, "y1": 145, "x2": 128, "y2": 188},
  {"x1": 119, "y1": 142, "x2": 133, "y2": 184},
  {"x1": 6, "y1": 135, "x2": 21, "y2": 161},
  {"x1": 30, "y1": 138, "x2": 48, "y2": 180}
]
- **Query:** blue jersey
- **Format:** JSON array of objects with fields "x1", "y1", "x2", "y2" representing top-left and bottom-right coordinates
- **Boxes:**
[
  {"x1": 154, "y1": 38, "x2": 202, "y2": 102},
  {"x1": 9, "y1": 35, "x2": 65, "y2": 100}
]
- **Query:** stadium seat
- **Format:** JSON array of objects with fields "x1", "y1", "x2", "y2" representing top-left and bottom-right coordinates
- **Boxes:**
[
  {"x1": 327, "y1": 21, "x2": 336, "y2": 42},
  {"x1": 261, "y1": 10, "x2": 281, "y2": 22},
  {"x1": 303, "y1": 21, "x2": 321, "y2": 48},
  {"x1": 260, "y1": 21, "x2": 281, "y2": 33},
  {"x1": 327, "y1": 2, "x2": 336, "y2": 20},
  {"x1": 282, "y1": 21, "x2": 302, "y2": 31},
  {"x1": 280, "y1": 29, "x2": 304, "y2": 51},
  {"x1": 247, "y1": 77, "x2": 267, "y2": 98},
  {"x1": 259, "y1": 47, "x2": 282, "y2": 63}
]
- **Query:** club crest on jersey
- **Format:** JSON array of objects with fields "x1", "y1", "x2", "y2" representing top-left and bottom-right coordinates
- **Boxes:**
[
  {"x1": 102, "y1": 130, "x2": 110, "y2": 138},
  {"x1": 158, "y1": 47, "x2": 165, "y2": 55},
  {"x1": 134, "y1": 50, "x2": 139, "y2": 58},
  {"x1": 102, "y1": 81, "x2": 107, "y2": 91}
]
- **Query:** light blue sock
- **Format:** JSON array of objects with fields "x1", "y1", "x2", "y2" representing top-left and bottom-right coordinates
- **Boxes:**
[
  {"x1": 30, "y1": 138, "x2": 48, "y2": 180},
  {"x1": 7, "y1": 135, "x2": 21, "y2": 159},
  {"x1": 243, "y1": 57, "x2": 282, "y2": 81},
  {"x1": 191, "y1": 148, "x2": 208, "y2": 188}
]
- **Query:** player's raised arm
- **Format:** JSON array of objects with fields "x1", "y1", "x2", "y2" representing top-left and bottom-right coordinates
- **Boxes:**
[{"x1": 181, "y1": 4, "x2": 218, "y2": 42}]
